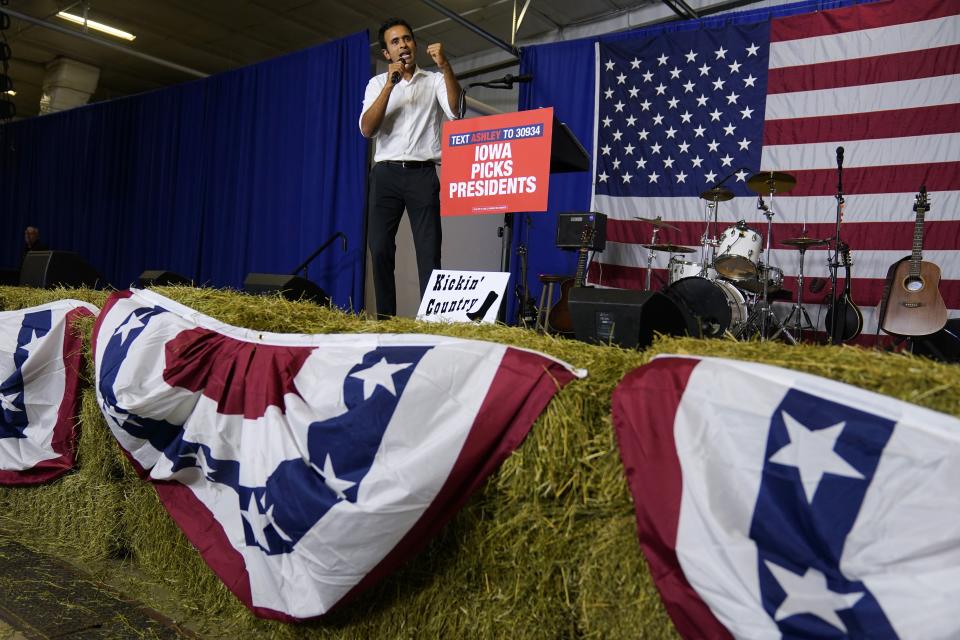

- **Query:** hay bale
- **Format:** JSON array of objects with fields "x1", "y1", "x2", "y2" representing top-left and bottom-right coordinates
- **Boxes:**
[{"x1": 0, "y1": 285, "x2": 957, "y2": 639}]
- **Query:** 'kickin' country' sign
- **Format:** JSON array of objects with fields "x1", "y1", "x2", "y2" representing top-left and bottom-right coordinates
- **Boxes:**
[
  {"x1": 416, "y1": 270, "x2": 510, "y2": 324},
  {"x1": 440, "y1": 108, "x2": 553, "y2": 216}
]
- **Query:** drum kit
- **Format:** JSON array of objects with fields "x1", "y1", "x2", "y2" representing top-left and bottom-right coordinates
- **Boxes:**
[{"x1": 639, "y1": 171, "x2": 827, "y2": 342}]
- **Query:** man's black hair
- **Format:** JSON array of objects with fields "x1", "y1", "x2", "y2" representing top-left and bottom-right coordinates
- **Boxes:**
[{"x1": 378, "y1": 18, "x2": 415, "y2": 51}]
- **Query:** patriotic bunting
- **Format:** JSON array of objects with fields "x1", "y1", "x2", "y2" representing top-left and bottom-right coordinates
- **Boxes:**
[
  {"x1": 0, "y1": 300, "x2": 97, "y2": 485},
  {"x1": 612, "y1": 355, "x2": 960, "y2": 639},
  {"x1": 93, "y1": 289, "x2": 582, "y2": 620}
]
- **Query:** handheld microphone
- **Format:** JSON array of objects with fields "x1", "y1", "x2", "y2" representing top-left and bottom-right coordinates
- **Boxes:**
[
  {"x1": 391, "y1": 54, "x2": 408, "y2": 84},
  {"x1": 836, "y1": 146, "x2": 844, "y2": 169}
]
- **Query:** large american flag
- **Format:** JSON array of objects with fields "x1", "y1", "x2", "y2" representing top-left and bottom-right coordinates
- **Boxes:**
[
  {"x1": 591, "y1": 0, "x2": 959, "y2": 339},
  {"x1": 612, "y1": 355, "x2": 960, "y2": 638},
  {"x1": 93, "y1": 289, "x2": 582, "y2": 620}
]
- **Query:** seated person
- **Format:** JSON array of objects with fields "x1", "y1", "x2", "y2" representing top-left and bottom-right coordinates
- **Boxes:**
[{"x1": 22, "y1": 226, "x2": 48, "y2": 259}]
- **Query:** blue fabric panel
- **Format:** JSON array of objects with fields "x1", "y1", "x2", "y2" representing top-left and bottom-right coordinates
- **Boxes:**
[{"x1": 0, "y1": 31, "x2": 368, "y2": 310}]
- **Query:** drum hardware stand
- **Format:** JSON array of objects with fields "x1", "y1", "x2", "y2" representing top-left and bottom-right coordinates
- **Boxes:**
[
  {"x1": 645, "y1": 223, "x2": 664, "y2": 290},
  {"x1": 779, "y1": 242, "x2": 817, "y2": 341},
  {"x1": 742, "y1": 171, "x2": 799, "y2": 343},
  {"x1": 698, "y1": 186, "x2": 734, "y2": 278},
  {"x1": 701, "y1": 197, "x2": 719, "y2": 277},
  {"x1": 636, "y1": 216, "x2": 681, "y2": 290},
  {"x1": 755, "y1": 197, "x2": 796, "y2": 344}
]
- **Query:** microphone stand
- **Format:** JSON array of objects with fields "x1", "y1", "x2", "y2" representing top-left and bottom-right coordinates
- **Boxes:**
[
  {"x1": 828, "y1": 149, "x2": 844, "y2": 344},
  {"x1": 291, "y1": 232, "x2": 348, "y2": 279},
  {"x1": 468, "y1": 74, "x2": 533, "y2": 90}
]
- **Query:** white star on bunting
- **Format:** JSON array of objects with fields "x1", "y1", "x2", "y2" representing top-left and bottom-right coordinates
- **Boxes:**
[
  {"x1": 768, "y1": 411, "x2": 865, "y2": 503},
  {"x1": 349, "y1": 358, "x2": 412, "y2": 400}
]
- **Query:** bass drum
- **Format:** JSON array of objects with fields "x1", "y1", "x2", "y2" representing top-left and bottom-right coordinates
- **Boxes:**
[{"x1": 665, "y1": 277, "x2": 747, "y2": 338}]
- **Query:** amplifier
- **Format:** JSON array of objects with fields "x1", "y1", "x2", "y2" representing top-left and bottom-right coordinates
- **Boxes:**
[{"x1": 556, "y1": 212, "x2": 607, "y2": 251}]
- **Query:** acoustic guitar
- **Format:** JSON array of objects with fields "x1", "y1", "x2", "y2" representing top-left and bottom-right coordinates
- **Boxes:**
[
  {"x1": 824, "y1": 242, "x2": 863, "y2": 343},
  {"x1": 879, "y1": 186, "x2": 948, "y2": 337},
  {"x1": 547, "y1": 226, "x2": 594, "y2": 334}
]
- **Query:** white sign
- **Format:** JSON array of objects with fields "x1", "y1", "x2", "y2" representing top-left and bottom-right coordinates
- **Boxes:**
[{"x1": 417, "y1": 270, "x2": 509, "y2": 324}]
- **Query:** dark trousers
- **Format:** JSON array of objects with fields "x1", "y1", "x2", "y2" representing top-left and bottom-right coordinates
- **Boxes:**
[{"x1": 367, "y1": 162, "x2": 442, "y2": 318}]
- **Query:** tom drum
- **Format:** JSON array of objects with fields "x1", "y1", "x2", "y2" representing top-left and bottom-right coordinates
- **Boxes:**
[
  {"x1": 715, "y1": 221, "x2": 762, "y2": 281},
  {"x1": 668, "y1": 257, "x2": 717, "y2": 284}
]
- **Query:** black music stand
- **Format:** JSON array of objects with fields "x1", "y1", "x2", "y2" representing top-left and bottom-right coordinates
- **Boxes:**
[{"x1": 501, "y1": 116, "x2": 589, "y2": 322}]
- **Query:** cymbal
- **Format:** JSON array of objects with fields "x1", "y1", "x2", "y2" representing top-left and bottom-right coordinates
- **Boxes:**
[
  {"x1": 780, "y1": 236, "x2": 828, "y2": 248},
  {"x1": 747, "y1": 171, "x2": 797, "y2": 194},
  {"x1": 699, "y1": 186, "x2": 735, "y2": 202},
  {"x1": 634, "y1": 216, "x2": 680, "y2": 231},
  {"x1": 641, "y1": 243, "x2": 696, "y2": 254}
]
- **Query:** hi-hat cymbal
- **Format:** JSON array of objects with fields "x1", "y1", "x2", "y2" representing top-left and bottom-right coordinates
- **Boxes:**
[
  {"x1": 641, "y1": 243, "x2": 697, "y2": 254},
  {"x1": 780, "y1": 236, "x2": 828, "y2": 248},
  {"x1": 747, "y1": 171, "x2": 797, "y2": 194},
  {"x1": 634, "y1": 216, "x2": 680, "y2": 231},
  {"x1": 699, "y1": 186, "x2": 735, "y2": 202}
]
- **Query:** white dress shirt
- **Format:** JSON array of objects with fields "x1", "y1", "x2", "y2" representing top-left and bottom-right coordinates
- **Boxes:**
[{"x1": 360, "y1": 67, "x2": 458, "y2": 164}]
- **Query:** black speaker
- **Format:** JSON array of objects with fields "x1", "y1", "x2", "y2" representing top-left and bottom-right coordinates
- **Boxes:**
[
  {"x1": 19, "y1": 251, "x2": 103, "y2": 288},
  {"x1": 243, "y1": 273, "x2": 329, "y2": 305},
  {"x1": 911, "y1": 319, "x2": 960, "y2": 363},
  {"x1": 568, "y1": 287, "x2": 689, "y2": 348},
  {"x1": 137, "y1": 270, "x2": 191, "y2": 287},
  {"x1": 556, "y1": 212, "x2": 607, "y2": 251}
]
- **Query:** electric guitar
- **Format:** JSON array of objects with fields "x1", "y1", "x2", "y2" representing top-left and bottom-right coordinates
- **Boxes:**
[
  {"x1": 547, "y1": 226, "x2": 594, "y2": 334},
  {"x1": 824, "y1": 242, "x2": 863, "y2": 343},
  {"x1": 879, "y1": 186, "x2": 948, "y2": 336}
]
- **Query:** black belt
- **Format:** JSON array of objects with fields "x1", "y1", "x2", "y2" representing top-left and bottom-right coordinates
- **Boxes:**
[{"x1": 381, "y1": 160, "x2": 435, "y2": 169}]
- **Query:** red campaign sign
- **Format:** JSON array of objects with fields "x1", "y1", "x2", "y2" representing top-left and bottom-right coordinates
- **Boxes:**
[{"x1": 440, "y1": 108, "x2": 553, "y2": 217}]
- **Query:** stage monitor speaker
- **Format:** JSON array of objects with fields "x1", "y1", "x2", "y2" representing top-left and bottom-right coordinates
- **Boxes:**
[
  {"x1": 243, "y1": 273, "x2": 329, "y2": 305},
  {"x1": 911, "y1": 319, "x2": 960, "y2": 363},
  {"x1": 568, "y1": 287, "x2": 689, "y2": 349},
  {"x1": 138, "y1": 270, "x2": 191, "y2": 287},
  {"x1": 19, "y1": 251, "x2": 102, "y2": 289},
  {"x1": 556, "y1": 212, "x2": 607, "y2": 251}
]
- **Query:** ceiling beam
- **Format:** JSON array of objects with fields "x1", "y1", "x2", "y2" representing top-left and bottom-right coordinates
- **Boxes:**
[
  {"x1": 420, "y1": 0, "x2": 519, "y2": 58},
  {"x1": 661, "y1": 0, "x2": 698, "y2": 20}
]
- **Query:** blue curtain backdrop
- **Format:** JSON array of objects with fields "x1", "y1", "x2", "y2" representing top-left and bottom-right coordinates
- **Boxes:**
[
  {"x1": 510, "y1": 0, "x2": 872, "y2": 322},
  {"x1": 0, "y1": 31, "x2": 369, "y2": 311}
]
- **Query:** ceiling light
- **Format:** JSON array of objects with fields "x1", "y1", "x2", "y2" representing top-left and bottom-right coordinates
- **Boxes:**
[
  {"x1": 4, "y1": 90, "x2": 15, "y2": 96},
  {"x1": 56, "y1": 11, "x2": 136, "y2": 41}
]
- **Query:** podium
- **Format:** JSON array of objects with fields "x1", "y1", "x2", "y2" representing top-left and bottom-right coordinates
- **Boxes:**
[
  {"x1": 439, "y1": 107, "x2": 589, "y2": 323},
  {"x1": 499, "y1": 115, "x2": 588, "y2": 271},
  {"x1": 549, "y1": 118, "x2": 590, "y2": 174}
]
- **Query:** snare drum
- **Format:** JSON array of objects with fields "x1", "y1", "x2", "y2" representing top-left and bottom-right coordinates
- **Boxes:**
[
  {"x1": 668, "y1": 257, "x2": 717, "y2": 284},
  {"x1": 715, "y1": 221, "x2": 762, "y2": 281},
  {"x1": 735, "y1": 265, "x2": 784, "y2": 295},
  {"x1": 665, "y1": 277, "x2": 747, "y2": 338}
]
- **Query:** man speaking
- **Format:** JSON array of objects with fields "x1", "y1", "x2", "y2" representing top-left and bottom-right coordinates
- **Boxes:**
[{"x1": 360, "y1": 18, "x2": 464, "y2": 318}]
